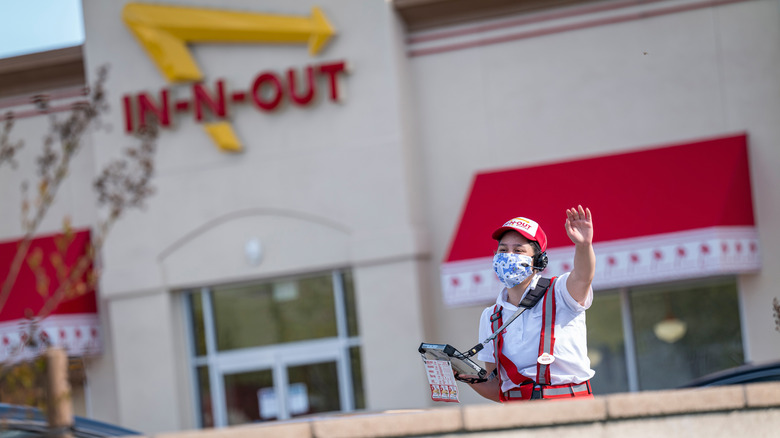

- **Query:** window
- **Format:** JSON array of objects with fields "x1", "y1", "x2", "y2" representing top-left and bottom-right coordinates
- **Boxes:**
[
  {"x1": 587, "y1": 277, "x2": 743, "y2": 394},
  {"x1": 183, "y1": 270, "x2": 363, "y2": 427},
  {"x1": 585, "y1": 291, "x2": 629, "y2": 394}
]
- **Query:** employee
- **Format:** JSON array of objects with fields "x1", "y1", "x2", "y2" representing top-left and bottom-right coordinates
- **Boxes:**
[{"x1": 461, "y1": 206, "x2": 596, "y2": 401}]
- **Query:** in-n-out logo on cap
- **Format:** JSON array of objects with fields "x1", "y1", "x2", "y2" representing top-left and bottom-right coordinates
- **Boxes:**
[
  {"x1": 504, "y1": 217, "x2": 539, "y2": 236},
  {"x1": 493, "y1": 216, "x2": 548, "y2": 251}
]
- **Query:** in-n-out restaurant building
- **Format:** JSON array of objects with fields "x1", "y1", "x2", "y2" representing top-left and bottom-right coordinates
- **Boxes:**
[{"x1": 1, "y1": 0, "x2": 779, "y2": 433}]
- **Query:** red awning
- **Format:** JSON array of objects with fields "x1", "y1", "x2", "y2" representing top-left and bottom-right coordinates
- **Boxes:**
[
  {"x1": 0, "y1": 229, "x2": 102, "y2": 362},
  {"x1": 442, "y1": 133, "x2": 760, "y2": 306}
]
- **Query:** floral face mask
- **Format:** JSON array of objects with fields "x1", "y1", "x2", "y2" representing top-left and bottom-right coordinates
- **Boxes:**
[{"x1": 493, "y1": 252, "x2": 534, "y2": 289}]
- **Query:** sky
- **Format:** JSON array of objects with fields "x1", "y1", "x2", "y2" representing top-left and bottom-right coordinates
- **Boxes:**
[{"x1": 0, "y1": 0, "x2": 85, "y2": 59}]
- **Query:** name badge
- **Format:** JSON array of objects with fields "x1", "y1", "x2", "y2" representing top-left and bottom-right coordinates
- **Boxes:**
[{"x1": 537, "y1": 352, "x2": 555, "y2": 365}]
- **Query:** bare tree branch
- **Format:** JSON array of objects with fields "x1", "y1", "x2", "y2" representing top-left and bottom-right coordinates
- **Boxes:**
[
  {"x1": 0, "y1": 68, "x2": 109, "y2": 318},
  {"x1": 0, "y1": 114, "x2": 24, "y2": 169}
]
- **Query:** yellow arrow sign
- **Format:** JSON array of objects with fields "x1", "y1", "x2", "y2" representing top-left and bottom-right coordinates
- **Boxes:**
[
  {"x1": 122, "y1": 3, "x2": 338, "y2": 153},
  {"x1": 122, "y1": 3, "x2": 336, "y2": 83}
]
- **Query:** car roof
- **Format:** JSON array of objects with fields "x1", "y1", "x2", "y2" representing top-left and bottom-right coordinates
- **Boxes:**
[
  {"x1": 0, "y1": 404, "x2": 141, "y2": 437},
  {"x1": 679, "y1": 360, "x2": 780, "y2": 388}
]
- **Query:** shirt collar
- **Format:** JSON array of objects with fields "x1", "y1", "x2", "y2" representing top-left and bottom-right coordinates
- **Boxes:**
[{"x1": 495, "y1": 274, "x2": 542, "y2": 310}]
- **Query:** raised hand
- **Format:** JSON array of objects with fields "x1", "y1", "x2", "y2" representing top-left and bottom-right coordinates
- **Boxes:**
[{"x1": 565, "y1": 205, "x2": 593, "y2": 246}]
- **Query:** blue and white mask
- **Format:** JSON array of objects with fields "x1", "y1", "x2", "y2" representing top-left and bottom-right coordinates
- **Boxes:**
[{"x1": 493, "y1": 253, "x2": 535, "y2": 289}]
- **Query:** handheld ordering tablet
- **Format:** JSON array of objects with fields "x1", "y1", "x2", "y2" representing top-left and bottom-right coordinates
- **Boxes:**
[{"x1": 418, "y1": 343, "x2": 488, "y2": 383}]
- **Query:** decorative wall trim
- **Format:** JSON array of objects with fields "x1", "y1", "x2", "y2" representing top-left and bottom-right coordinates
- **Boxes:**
[
  {"x1": 408, "y1": 0, "x2": 755, "y2": 57},
  {"x1": 0, "y1": 313, "x2": 102, "y2": 363}
]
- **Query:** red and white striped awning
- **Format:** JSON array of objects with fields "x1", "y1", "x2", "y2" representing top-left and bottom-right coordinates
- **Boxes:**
[
  {"x1": 442, "y1": 133, "x2": 760, "y2": 307},
  {"x1": 0, "y1": 229, "x2": 102, "y2": 362}
]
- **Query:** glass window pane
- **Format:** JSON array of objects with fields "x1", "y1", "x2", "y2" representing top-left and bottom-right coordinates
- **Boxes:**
[
  {"x1": 196, "y1": 366, "x2": 213, "y2": 428},
  {"x1": 286, "y1": 276, "x2": 338, "y2": 341},
  {"x1": 349, "y1": 347, "x2": 365, "y2": 410},
  {"x1": 287, "y1": 361, "x2": 341, "y2": 417},
  {"x1": 342, "y1": 271, "x2": 359, "y2": 337},
  {"x1": 587, "y1": 290, "x2": 629, "y2": 394},
  {"x1": 189, "y1": 293, "x2": 207, "y2": 357},
  {"x1": 224, "y1": 369, "x2": 274, "y2": 425},
  {"x1": 631, "y1": 278, "x2": 743, "y2": 390},
  {"x1": 211, "y1": 274, "x2": 338, "y2": 351}
]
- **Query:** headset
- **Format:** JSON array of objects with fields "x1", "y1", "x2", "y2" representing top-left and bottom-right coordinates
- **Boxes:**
[
  {"x1": 530, "y1": 241, "x2": 548, "y2": 271},
  {"x1": 534, "y1": 251, "x2": 548, "y2": 271}
]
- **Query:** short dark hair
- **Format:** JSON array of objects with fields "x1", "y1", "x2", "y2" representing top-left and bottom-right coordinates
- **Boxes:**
[
  {"x1": 496, "y1": 231, "x2": 541, "y2": 257},
  {"x1": 528, "y1": 240, "x2": 541, "y2": 257}
]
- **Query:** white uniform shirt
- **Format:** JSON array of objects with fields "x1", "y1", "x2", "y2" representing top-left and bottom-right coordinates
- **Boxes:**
[{"x1": 477, "y1": 272, "x2": 595, "y2": 392}]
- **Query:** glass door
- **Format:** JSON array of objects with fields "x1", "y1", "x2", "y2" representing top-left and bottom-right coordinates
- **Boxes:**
[
  {"x1": 217, "y1": 338, "x2": 352, "y2": 424},
  {"x1": 286, "y1": 361, "x2": 341, "y2": 418},
  {"x1": 221, "y1": 361, "x2": 342, "y2": 424},
  {"x1": 224, "y1": 368, "x2": 275, "y2": 424}
]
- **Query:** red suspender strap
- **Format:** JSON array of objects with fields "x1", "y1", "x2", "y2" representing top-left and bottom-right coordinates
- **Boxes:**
[
  {"x1": 491, "y1": 304, "x2": 527, "y2": 402},
  {"x1": 492, "y1": 305, "x2": 528, "y2": 387},
  {"x1": 536, "y1": 276, "x2": 557, "y2": 385},
  {"x1": 490, "y1": 305, "x2": 505, "y2": 402}
]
